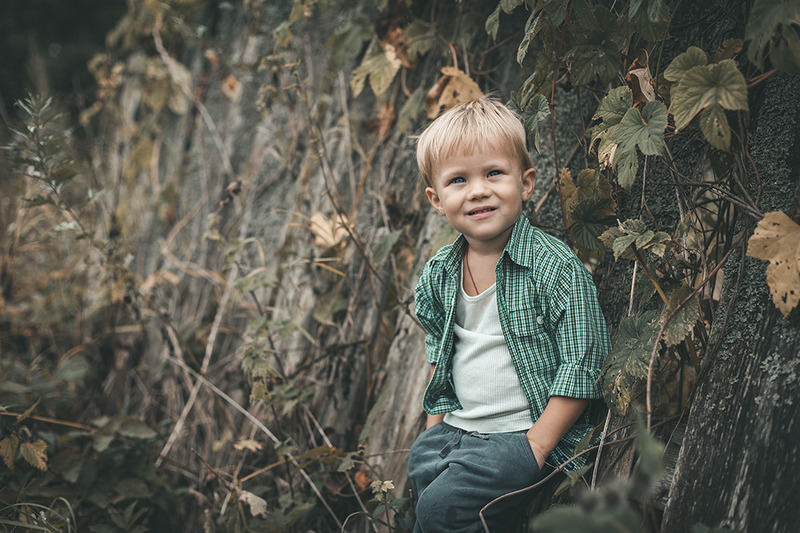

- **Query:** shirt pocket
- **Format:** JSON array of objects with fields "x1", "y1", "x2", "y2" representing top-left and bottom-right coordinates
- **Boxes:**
[{"x1": 506, "y1": 303, "x2": 558, "y2": 374}]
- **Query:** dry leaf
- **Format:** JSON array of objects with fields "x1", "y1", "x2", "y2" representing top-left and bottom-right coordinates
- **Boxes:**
[
  {"x1": 20, "y1": 440, "x2": 48, "y2": 470},
  {"x1": 233, "y1": 438, "x2": 263, "y2": 452},
  {"x1": 367, "y1": 104, "x2": 396, "y2": 141},
  {"x1": 0, "y1": 435, "x2": 19, "y2": 469},
  {"x1": 353, "y1": 470, "x2": 372, "y2": 492},
  {"x1": 238, "y1": 489, "x2": 268, "y2": 517},
  {"x1": 381, "y1": 21, "x2": 414, "y2": 68},
  {"x1": 625, "y1": 58, "x2": 656, "y2": 108},
  {"x1": 309, "y1": 212, "x2": 350, "y2": 249},
  {"x1": 747, "y1": 211, "x2": 800, "y2": 317},
  {"x1": 204, "y1": 49, "x2": 220, "y2": 69},
  {"x1": 222, "y1": 74, "x2": 242, "y2": 102},
  {"x1": 424, "y1": 67, "x2": 483, "y2": 119}
]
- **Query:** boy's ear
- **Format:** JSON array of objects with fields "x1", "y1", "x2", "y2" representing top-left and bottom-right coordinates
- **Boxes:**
[
  {"x1": 521, "y1": 168, "x2": 537, "y2": 201},
  {"x1": 425, "y1": 186, "x2": 445, "y2": 215}
]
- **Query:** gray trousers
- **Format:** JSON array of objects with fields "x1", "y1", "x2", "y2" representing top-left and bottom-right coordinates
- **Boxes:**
[{"x1": 408, "y1": 422, "x2": 544, "y2": 533}]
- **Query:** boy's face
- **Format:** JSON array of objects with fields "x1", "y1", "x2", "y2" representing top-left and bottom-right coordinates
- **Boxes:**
[{"x1": 425, "y1": 145, "x2": 536, "y2": 254}]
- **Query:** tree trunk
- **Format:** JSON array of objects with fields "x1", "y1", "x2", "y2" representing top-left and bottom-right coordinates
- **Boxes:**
[{"x1": 661, "y1": 72, "x2": 800, "y2": 533}]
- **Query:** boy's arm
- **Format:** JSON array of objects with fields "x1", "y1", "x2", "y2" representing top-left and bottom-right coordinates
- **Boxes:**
[
  {"x1": 425, "y1": 364, "x2": 445, "y2": 429},
  {"x1": 525, "y1": 396, "x2": 589, "y2": 469}
]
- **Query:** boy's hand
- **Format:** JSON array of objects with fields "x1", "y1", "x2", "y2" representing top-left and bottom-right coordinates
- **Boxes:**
[{"x1": 525, "y1": 436, "x2": 548, "y2": 470}]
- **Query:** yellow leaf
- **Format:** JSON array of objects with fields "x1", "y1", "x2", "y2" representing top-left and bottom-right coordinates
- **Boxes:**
[
  {"x1": 747, "y1": 211, "x2": 800, "y2": 317},
  {"x1": 424, "y1": 67, "x2": 484, "y2": 119},
  {"x1": 238, "y1": 489, "x2": 268, "y2": 517},
  {"x1": 233, "y1": 438, "x2": 263, "y2": 452},
  {"x1": 20, "y1": 440, "x2": 48, "y2": 470},
  {"x1": 308, "y1": 212, "x2": 350, "y2": 249},
  {"x1": 0, "y1": 435, "x2": 19, "y2": 469}
]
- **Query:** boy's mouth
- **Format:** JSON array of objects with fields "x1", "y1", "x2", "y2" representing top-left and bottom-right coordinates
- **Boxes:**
[{"x1": 467, "y1": 207, "x2": 497, "y2": 216}]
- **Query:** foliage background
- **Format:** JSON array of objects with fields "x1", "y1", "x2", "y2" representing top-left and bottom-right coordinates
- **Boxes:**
[{"x1": 1, "y1": 0, "x2": 799, "y2": 532}]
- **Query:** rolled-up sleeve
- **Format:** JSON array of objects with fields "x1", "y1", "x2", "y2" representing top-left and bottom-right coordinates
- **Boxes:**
[
  {"x1": 549, "y1": 259, "x2": 610, "y2": 398},
  {"x1": 414, "y1": 261, "x2": 445, "y2": 365}
]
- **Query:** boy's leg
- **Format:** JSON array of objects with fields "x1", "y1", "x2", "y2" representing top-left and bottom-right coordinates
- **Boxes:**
[
  {"x1": 414, "y1": 428, "x2": 543, "y2": 533},
  {"x1": 407, "y1": 422, "x2": 451, "y2": 528}
]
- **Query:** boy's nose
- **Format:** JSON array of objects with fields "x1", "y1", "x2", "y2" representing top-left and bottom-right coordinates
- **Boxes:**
[{"x1": 466, "y1": 180, "x2": 490, "y2": 199}]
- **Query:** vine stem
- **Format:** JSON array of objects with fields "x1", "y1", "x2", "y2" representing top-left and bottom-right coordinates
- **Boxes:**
[
  {"x1": 550, "y1": 7, "x2": 572, "y2": 234},
  {"x1": 633, "y1": 247, "x2": 670, "y2": 306}
]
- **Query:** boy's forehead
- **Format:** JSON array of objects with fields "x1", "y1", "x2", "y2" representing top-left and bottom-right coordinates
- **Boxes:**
[{"x1": 435, "y1": 143, "x2": 520, "y2": 170}]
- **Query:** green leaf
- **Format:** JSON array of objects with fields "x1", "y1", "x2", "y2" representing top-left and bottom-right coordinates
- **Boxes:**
[
  {"x1": 669, "y1": 60, "x2": 749, "y2": 130},
  {"x1": 616, "y1": 101, "x2": 667, "y2": 157},
  {"x1": 663, "y1": 46, "x2": 708, "y2": 82},
  {"x1": 601, "y1": 311, "x2": 661, "y2": 414},
  {"x1": 615, "y1": 147, "x2": 639, "y2": 190},
  {"x1": 569, "y1": 197, "x2": 617, "y2": 252},
  {"x1": 485, "y1": 4, "x2": 501, "y2": 41},
  {"x1": 517, "y1": 10, "x2": 543, "y2": 64},
  {"x1": 661, "y1": 284, "x2": 700, "y2": 347},
  {"x1": 699, "y1": 104, "x2": 732, "y2": 151},
  {"x1": 350, "y1": 41, "x2": 401, "y2": 97},
  {"x1": 372, "y1": 228, "x2": 403, "y2": 266},
  {"x1": 520, "y1": 94, "x2": 550, "y2": 153},
  {"x1": 117, "y1": 418, "x2": 157, "y2": 440},
  {"x1": 745, "y1": 0, "x2": 800, "y2": 72},
  {"x1": 397, "y1": 87, "x2": 425, "y2": 133},
  {"x1": 592, "y1": 86, "x2": 633, "y2": 126}
]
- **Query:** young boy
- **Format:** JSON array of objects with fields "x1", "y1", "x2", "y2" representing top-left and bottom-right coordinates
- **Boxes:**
[{"x1": 408, "y1": 98, "x2": 610, "y2": 532}]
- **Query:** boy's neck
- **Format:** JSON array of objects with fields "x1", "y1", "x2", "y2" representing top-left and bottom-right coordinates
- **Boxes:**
[{"x1": 463, "y1": 241, "x2": 505, "y2": 296}]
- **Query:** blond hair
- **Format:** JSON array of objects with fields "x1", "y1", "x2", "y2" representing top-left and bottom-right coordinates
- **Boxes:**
[{"x1": 416, "y1": 97, "x2": 533, "y2": 188}]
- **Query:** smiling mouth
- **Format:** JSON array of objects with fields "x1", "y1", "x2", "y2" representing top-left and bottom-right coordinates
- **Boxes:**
[{"x1": 468, "y1": 207, "x2": 496, "y2": 215}]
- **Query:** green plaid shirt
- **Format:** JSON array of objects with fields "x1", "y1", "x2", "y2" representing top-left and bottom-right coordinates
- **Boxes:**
[{"x1": 414, "y1": 217, "x2": 610, "y2": 469}]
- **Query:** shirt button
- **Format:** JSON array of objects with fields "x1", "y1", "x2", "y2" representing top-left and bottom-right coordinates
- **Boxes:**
[{"x1": 536, "y1": 316, "x2": 544, "y2": 325}]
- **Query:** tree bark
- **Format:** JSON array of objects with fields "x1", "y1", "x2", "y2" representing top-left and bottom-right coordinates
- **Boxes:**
[{"x1": 661, "y1": 73, "x2": 800, "y2": 533}]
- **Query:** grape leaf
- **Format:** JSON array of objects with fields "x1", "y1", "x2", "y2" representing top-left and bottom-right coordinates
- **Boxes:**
[
  {"x1": 699, "y1": 104, "x2": 732, "y2": 151},
  {"x1": 746, "y1": 211, "x2": 800, "y2": 317},
  {"x1": 602, "y1": 311, "x2": 661, "y2": 414},
  {"x1": 616, "y1": 101, "x2": 667, "y2": 157},
  {"x1": 20, "y1": 439, "x2": 48, "y2": 470},
  {"x1": 662, "y1": 284, "x2": 701, "y2": 347},
  {"x1": 0, "y1": 435, "x2": 19, "y2": 469},
  {"x1": 664, "y1": 46, "x2": 708, "y2": 82},
  {"x1": 615, "y1": 147, "x2": 639, "y2": 190},
  {"x1": 592, "y1": 86, "x2": 633, "y2": 126},
  {"x1": 669, "y1": 60, "x2": 748, "y2": 130}
]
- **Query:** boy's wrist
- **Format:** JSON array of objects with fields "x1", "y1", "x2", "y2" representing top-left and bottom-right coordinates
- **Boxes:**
[{"x1": 525, "y1": 429, "x2": 551, "y2": 469}]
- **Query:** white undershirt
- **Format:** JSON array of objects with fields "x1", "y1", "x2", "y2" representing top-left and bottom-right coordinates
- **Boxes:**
[{"x1": 443, "y1": 275, "x2": 532, "y2": 433}]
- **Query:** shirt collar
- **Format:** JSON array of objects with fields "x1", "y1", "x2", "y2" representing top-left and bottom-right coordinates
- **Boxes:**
[{"x1": 442, "y1": 217, "x2": 536, "y2": 275}]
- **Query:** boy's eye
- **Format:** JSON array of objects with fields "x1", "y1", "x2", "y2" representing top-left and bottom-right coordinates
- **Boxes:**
[
  {"x1": 450, "y1": 177, "x2": 466, "y2": 184},
  {"x1": 488, "y1": 170, "x2": 501, "y2": 177}
]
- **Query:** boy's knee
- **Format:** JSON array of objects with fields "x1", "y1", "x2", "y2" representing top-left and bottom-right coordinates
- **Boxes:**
[{"x1": 414, "y1": 485, "x2": 462, "y2": 533}]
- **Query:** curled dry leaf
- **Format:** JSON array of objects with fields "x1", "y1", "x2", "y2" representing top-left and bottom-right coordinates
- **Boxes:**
[
  {"x1": 234, "y1": 438, "x2": 263, "y2": 452},
  {"x1": 425, "y1": 67, "x2": 483, "y2": 119},
  {"x1": 625, "y1": 58, "x2": 656, "y2": 108},
  {"x1": 747, "y1": 211, "x2": 800, "y2": 317},
  {"x1": 222, "y1": 74, "x2": 242, "y2": 102},
  {"x1": 0, "y1": 435, "x2": 19, "y2": 469}
]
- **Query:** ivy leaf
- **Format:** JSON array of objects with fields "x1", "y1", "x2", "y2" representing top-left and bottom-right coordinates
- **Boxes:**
[
  {"x1": 570, "y1": 197, "x2": 618, "y2": 252},
  {"x1": 0, "y1": 435, "x2": 19, "y2": 469},
  {"x1": 662, "y1": 284, "x2": 701, "y2": 347},
  {"x1": 746, "y1": 211, "x2": 800, "y2": 317},
  {"x1": 699, "y1": 104, "x2": 732, "y2": 151},
  {"x1": 20, "y1": 439, "x2": 48, "y2": 470},
  {"x1": 663, "y1": 46, "x2": 708, "y2": 83},
  {"x1": 745, "y1": 0, "x2": 800, "y2": 73},
  {"x1": 616, "y1": 101, "x2": 667, "y2": 157},
  {"x1": 669, "y1": 60, "x2": 749, "y2": 130},
  {"x1": 602, "y1": 311, "x2": 661, "y2": 415}
]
